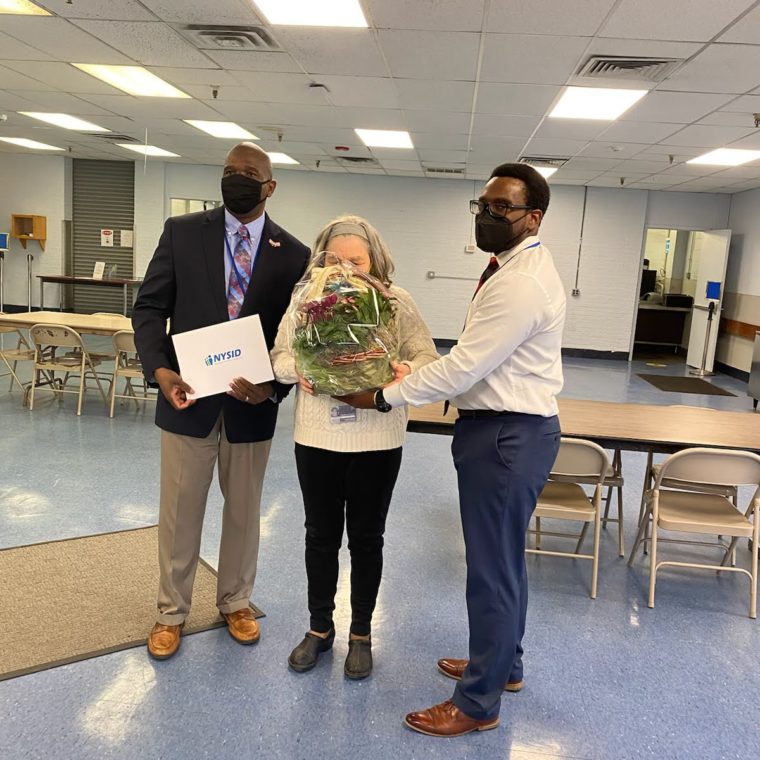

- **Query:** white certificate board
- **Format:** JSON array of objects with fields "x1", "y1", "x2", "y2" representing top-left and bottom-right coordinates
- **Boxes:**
[{"x1": 171, "y1": 314, "x2": 273, "y2": 400}]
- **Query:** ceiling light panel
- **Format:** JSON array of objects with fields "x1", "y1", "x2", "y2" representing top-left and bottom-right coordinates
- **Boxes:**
[
  {"x1": 0, "y1": 137, "x2": 63, "y2": 150},
  {"x1": 117, "y1": 144, "x2": 180, "y2": 157},
  {"x1": 531, "y1": 166, "x2": 558, "y2": 178},
  {"x1": 355, "y1": 129, "x2": 414, "y2": 149},
  {"x1": 184, "y1": 121, "x2": 258, "y2": 139},
  {"x1": 0, "y1": 0, "x2": 49, "y2": 15},
  {"x1": 19, "y1": 112, "x2": 111, "y2": 132},
  {"x1": 254, "y1": 0, "x2": 368, "y2": 27},
  {"x1": 687, "y1": 148, "x2": 760, "y2": 166},
  {"x1": 549, "y1": 87, "x2": 648, "y2": 120},
  {"x1": 72, "y1": 65, "x2": 190, "y2": 98},
  {"x1": 267, "y1": 152, "x2": 299, "y2": 164}
]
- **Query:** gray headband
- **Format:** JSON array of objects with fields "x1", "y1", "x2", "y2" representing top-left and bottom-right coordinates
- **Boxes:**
[{"x1": 327, "y1": 222, "x2": 369, "y2": 241}]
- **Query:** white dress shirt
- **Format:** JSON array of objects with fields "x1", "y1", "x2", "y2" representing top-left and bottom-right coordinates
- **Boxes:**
[
  {"x1": 224, "y1": 208, "x2": 266, "y2": 296},
  {"x1": 383, "y1": 235, "x2": 566, "y2": 417}
]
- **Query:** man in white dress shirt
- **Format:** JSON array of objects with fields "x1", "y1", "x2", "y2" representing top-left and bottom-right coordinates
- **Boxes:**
[{"x1": 339, "y1": 163, "x2": 566, "y2": 737}]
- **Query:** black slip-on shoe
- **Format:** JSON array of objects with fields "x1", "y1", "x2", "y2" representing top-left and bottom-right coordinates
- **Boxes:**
[
  {"x1": 344, "y1": 637, "x2": 372, "y2": 680},
  {"x1": 287, "y1": 629, "x2": 335, "y2": 673}
]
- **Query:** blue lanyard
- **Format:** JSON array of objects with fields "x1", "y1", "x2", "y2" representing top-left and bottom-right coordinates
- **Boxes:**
[
  {"x1": 224, "y1": 230, "x2": 262, "y2": 296},
  {"x1": 522, "y1": 241, "x2": 541, "y2": 252}
]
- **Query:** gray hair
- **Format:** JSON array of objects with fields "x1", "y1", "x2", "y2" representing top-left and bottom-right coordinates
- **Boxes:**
[{"x1": 311, "y1": 215, "x2": 395, "y2": 285}]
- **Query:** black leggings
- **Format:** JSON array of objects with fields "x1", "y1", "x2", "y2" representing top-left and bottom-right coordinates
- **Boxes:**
[{"x1": 294, "y1": 443, "x2": 403, "y2": 637}]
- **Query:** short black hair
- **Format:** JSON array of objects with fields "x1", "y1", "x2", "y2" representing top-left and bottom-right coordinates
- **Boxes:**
[{"x1": 489, "y1": 163, "x2": 550, "y2": 214}]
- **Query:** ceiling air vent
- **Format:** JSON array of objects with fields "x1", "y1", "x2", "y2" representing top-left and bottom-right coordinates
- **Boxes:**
[
  {"x1": 175, "y1": 25, "x2": 281, "y2": 51},
  {"x1": 577, "y1": 56, "x2": 681, "y2": 83},
  {"x1": 424, "y1": 166, "x2": 465, "y2": 177},
  {"x1": 91, "y1": 133, "x2": 140, "y2": 143},
  {"x1": 335, "y1": 156, "x2": 379, "y2": 165},
  {"x1": 519, "y1": 156, "x2": 569, "y2": 168}
]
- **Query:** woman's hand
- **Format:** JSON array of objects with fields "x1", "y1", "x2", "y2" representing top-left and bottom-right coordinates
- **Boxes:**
[
  {"x1": 298, "y1": 375, "x2": 315, "y2": 395},
  {"x1": 390, "y1": 360, "x2": 410, "y2": 383}
]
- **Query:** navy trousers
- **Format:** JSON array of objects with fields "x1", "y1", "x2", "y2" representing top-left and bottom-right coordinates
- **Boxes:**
[{"x1": 451, "y1": 412, "x2": 561, "y2": 721}]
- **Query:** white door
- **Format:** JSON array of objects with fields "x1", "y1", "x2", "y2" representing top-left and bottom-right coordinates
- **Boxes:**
[{"x1": 686, "y1": 229, "x2": 731, "y2": 371}]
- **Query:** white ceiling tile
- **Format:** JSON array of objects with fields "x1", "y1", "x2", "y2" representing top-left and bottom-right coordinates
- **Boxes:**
[
  {"x1": 601, "y1": 0, "x2": 756, "y2": 41},
  {"x1": 470, "y1": 113, "x2": 540, "y2": 138},
  {"x1": 39, "y1": 0, "x2": 157, "y2": 20},
  {"x1": 620, "y1": 91, "x2": 735, "y2": 124},
  {"x1": 0, "y1": 30, "x2": 54, "y2": 61},
  {"x1": 0, "y1": 17, "x2": 132, "y2": 64},
  {"x1": 0, "y1": 90, "x2": 41, "y2": 110},
  {"x1": 611, "y1": 159, "x2": 674, "y2": 173},
  {"x1": 416, "y1": 149, "x2": 468, "y2": 163},
  {"x1": 395, "y1": 79, "x2": 474, "y2": 111},
  {"x1": 0, "y1": 65, "x2": 50, "y2": 91},
  {"x1": 524, "y1": 137, "x2": 591, "y2": 157},
  {"x1": 475, "y1": 83, "x2": 560, "y2": 115},
  {"x1": 487, "y1": 0, "x2": 617, "y2": 35},
  {"x1": 404, "y1": 110, "x2": 472, "y2": 133},
  {"x1": 257, "y1": 141, "x2": 327, "y2": 156},
  {"x1": 201, "y1": 100, "x2": 276, "y2": 122},
  {"x1": 663, "y1": 124, "x2": 755, "y2": 147},
  {"x1": 466, "y1": 142, "x2": 526, "y2": 163},
  {"x1": 9, "y1": 90, "x2": 119, "y2": 115},
  {"x1": 533, "y1": 119, "x2": 609, "y2": 141},
  {"x1": 140, "y1": 0, "x2": 264, "y2": 24},
  {"x1": 724, "y1": 131, "x2": 760, "y2": 150},
  {"x1": 367, "y1": 0, "x2": 486, "y2": 32},
  {"x1": 663, "y1": 44, "x2": 760, "y2": 94},
  {"x1": 71, "y1": 20, "x2": 216, "y2": 68},
  {"x1": 553, "y1": 178, "x2": 590, "y2": 185},
  {"x1": 147, "y1": 67, "x2": 236, "y2": 86},
  {"x1": 722, "y1": 94, "x2": 760, "y2": 111},
  {"x1": 595, "y1": 121, "x2": 684, "y2": 143},
  {"x1": 563, "y1": 157, "x2": 621, "y2": 170},
  {"x1": 202, "y1": 50, "x2": 303, "y2": 73},
  {"x1": 577, "y1": 141, "x2": 648, "y2": 158},
  {"x1": 719, "y1": 5, "x2": 760, "y2": 43},
  {"x1": 378, "y1": 30, "x2": 480, "y2": 80},
  {"x1": 378, "y1": 159, "x2": 424, "y2": 170},
  {"x1": 73, "y1": 93, "x2": 223, "y2": 120},
  {"x1": 221, "y1": 71, "x2": 326, "y2": 105},
  {"x1": 338, "y1": 107, "x2": 408, "y2": 130},
  {"x1": 267, "y1": 127, "x2": 363, "y2": 145},
  {"x1": 317, "y1": 76, "x2": 399, "y2": 109},
  {"x1": 586, "y1": 37, "x2": 704, "y2": 60},
  {"x1": 411, "y1": 133, "x2": 469, "y2": 150},
  {"x1": 551, "y1": 170, "x2": 603, "y2": 181},
  {"x1": 275, "y1": 28, "x2": 387, "y2": 77},
  {"x1": 698, "y1": 111, "x2": 758, "y2": 127},
  {"x1": 480, "y1": 35, "x2": 588, "y2": 85},
  {"x1": 1, "y1": 61, "x2": 118, "y2": 94},
  {"x1": 711, "y1": 164, "x2": 760, "y2": 178},
  {"x1": 654, "y1": 164, "x2": 723, "y2": 178}
]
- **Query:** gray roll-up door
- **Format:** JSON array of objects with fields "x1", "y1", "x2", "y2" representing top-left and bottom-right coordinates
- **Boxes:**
[{"x1": 72, "y1": 159, "x2": 135, "y2": 314}]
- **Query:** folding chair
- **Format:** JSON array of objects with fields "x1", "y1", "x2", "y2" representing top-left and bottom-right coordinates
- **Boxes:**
[
  {"x1": 528, "y1": 438, "x2": 610, "y2": 598},
  {"x1": 29, "y1": 324, "x2": 109, "y2": 416},
  {"x1": 628, "y1": 448, "x2": 760, "y2": 618},
  {"x1": 109, "y1": 330, "x2": 156, "y2": 417},
  {"x1": 0, "y1": 325, "x2": 35, "y2": 394}
]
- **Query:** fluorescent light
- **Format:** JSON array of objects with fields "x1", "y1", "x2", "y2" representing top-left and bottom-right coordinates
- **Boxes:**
[
  {"x1": 529, "y1": 166, "x2": 558, "y2": 179},
  {"x1": 0, "y1": 137, "x2": 63, "y2": 150},
  {"x1": 267, "y1": 152, "x2": 299, "y2": 165},
  {"x1": 687, "y1": 148, "x2": 760, "y2": 166},
  {"x1": 254, "y1": 0, "x2": 368, "y2": 27},
  {"x1": 72, "y1": 64, "x2": 190, "y2": 98},
  {"x1": 117, "y1": 144, "x2": 180, "y2": 158},
  {"x1": 19, "y1": 112, "x2": 111, "y2": 133},
  {"x1": 549, "y1": 87, "x2": 647, "y2": 121},
  {"x1": 355, "y1": 129, "x2": 414, "y2": 149},
  {"x1": 0, "y1": 0, "x2": 50, "y2": 15},
  {"x1": 184, "y1": 120, "x2": 258, "y2": 139}
]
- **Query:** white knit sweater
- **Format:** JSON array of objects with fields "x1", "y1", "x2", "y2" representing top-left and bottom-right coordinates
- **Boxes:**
[{"x1": 271, "y1": 285, "x2": 438, "y2": 452}]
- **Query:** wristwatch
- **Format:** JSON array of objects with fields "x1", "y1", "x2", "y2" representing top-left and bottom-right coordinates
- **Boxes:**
[{"x1": 373, "y1": 389, "x2": 393, "y2": 413}]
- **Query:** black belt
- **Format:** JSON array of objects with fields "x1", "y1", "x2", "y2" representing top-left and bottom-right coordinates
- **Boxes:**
[{"x1": 457, "y1": 409, "x2": 511, "y2": 419}]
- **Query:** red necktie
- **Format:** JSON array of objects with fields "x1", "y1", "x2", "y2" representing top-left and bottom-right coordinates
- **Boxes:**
[{"x1": 474, "y1": 255, "x2": 499, "y2": 297}]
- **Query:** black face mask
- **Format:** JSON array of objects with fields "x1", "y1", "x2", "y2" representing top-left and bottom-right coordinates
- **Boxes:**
[
  {"x1": 221, "y1": 174, "x2": 269, "y2": 216},
  {"x1": 475, "y1": 210, "x2": 530, "y2": 254}
]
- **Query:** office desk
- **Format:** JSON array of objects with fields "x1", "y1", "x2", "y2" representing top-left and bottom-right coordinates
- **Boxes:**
[
  {"x1": 0, "y1": 310, "x2": 132, "y2": 337},
  {"x1": 38, "y1": 275, "x2": 142, "y2": 316},
  {"x1": 634, "y1": 303, "x2": 690, "y2": 349},
  {"x1": 408, "y1": 398, "x2": 760, "y2": 454}
]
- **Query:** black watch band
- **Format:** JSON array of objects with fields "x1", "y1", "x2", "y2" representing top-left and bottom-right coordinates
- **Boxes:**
[{"x1": 374, "y1": 389, "x2": 393, "y2": 413}]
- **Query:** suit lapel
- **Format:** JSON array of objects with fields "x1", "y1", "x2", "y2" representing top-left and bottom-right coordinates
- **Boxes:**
[{"x1": 202, "y1": 206, "x2": 228, "y2": 322}]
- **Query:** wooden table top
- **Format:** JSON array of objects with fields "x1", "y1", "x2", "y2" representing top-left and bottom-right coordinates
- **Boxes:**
[
  {"x1": 408, "y1": 398, "x2": 760, "y2": 453},
  {"x1": 37, "y1": 275, "x2": 142, "y2": 286},
  {"x1": 0, "y1": 311, "x2": 132, "y2": 337}
]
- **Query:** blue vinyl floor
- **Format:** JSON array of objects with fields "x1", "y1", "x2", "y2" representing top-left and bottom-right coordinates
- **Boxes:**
[{"x1": 0, "y1": 350, "x2": 757, "y2": 760}]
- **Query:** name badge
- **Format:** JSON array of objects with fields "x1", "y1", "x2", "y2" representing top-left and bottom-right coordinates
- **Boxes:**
[{"x1": 330, "y1": 404, "x2": 357, "y2": 424}]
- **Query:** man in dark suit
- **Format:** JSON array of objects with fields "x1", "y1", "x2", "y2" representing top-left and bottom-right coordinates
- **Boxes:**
[{"x1": 133, "y1": 142, "x2": 309, "y2": 659}]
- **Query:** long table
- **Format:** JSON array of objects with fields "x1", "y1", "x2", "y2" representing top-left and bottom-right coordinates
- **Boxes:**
[
  {"x1": 408, "y1": 398, "x2": 760, "y2": 454},
  {"x1": 38, "y1": 275, "x2": 142, "y2": 316},
  {"x1": 0, "y1": 310, "x2": 132, "y2": 337}
]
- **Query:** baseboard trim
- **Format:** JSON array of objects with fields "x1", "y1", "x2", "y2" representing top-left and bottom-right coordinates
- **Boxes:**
[{"x1": 715, "y1": 361, "x2": 750, "y2": 384}]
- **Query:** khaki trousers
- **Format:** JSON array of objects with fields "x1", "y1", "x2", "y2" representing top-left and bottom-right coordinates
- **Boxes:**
[{"x1": 156, "y1": 415, "x2": 272, "y2": 625}]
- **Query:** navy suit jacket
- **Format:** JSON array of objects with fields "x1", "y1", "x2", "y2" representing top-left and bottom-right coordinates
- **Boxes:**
[{"x1": 132, "y1": 206, "x2": 310, "y2": 442}]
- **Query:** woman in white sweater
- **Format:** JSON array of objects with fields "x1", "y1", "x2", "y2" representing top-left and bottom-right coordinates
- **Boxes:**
[{"x1": 271, "y1": 215, "x2": 438, "y2": 680}]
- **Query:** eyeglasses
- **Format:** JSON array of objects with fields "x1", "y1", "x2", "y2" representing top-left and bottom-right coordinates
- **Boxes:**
[{"x1": 469, "y1": 199, "x2": 532, "y2": 218}]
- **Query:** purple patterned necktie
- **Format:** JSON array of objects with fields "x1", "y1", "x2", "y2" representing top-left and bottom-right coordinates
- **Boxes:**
[{"x1": 227, "y1": 224, "x2": 252, "y2": 319}]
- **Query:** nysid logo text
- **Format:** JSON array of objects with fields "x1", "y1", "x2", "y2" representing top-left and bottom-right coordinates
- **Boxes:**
[{"x1": 205, "y1": 348, "x2": 242, "y2": 367}]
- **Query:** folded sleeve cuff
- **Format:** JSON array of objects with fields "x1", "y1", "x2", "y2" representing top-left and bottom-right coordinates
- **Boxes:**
[{"x1": 384, "y1": 383, "x2": 406, "y2": 408}]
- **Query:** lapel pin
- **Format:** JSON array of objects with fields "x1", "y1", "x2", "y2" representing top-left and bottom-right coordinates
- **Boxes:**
[{"x1": 269, "y1": 238, "x2": 281, "y2": 247}]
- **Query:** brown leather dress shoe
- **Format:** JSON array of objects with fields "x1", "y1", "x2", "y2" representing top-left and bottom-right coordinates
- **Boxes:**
[
  {"x1": 222, "y1": 608, "x2": 260, "y2": 645},
  {"x1": 404, "y1": 699, "x2": 499, "y2": 737},
  {"x1": 437, "y1": 657, "x2": 524, "y2": 692},
  {"x1": 147, "y1": 623, "x2": 182, "y2": 660}
]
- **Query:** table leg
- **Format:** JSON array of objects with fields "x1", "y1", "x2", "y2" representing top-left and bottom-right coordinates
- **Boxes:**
[
  {"x1": 39, "y1": 280, "x2": 44, "y2": 312},
  {"x1": 123, "y1": 284, "x2": 127, "y2": 316}
]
